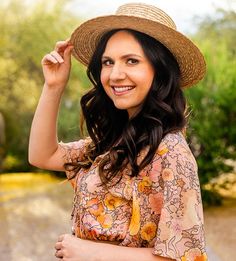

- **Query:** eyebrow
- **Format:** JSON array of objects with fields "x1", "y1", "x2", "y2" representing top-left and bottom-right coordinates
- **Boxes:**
[{"x1": 102, "y1": 53, "x2": 143, "y2": 59}]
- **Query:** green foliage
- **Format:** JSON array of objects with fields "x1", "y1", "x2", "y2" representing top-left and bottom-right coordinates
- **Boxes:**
[
  {"x1": 2, "y1": 154, "x2": 22, "y2": 172},
  {"x1": 186, "y1": 9, "x2": 236, "y2": 204},
  {"x1": 0, "y1": 0, "x2": 89, "y2": 172},
  {"x1": 195, "y1": 7, "x2": 236, "y2": 55}
]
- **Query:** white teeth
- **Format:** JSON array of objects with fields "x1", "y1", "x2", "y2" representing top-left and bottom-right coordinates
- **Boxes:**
[{"x1": 113, "y1": 86, "x2": 134, "y2": 92}]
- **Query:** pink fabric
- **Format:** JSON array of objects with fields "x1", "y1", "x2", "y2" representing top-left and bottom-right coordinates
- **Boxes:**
[{"x1": 60, "y1": 132, "x2": 207, "y2": 261}]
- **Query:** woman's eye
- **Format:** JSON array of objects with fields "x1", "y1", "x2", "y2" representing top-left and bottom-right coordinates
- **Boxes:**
[
  {"x1": 127, "y1": 58, "x2": 139, "y2": 65},
  {"x1": 102, "y1": 59, "x2": 113, "y2": 66}
]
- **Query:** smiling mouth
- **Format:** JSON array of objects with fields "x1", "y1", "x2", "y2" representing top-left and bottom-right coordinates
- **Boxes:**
[{"x1": 112, "y1": 86, "x2": 135, "y2": 94}]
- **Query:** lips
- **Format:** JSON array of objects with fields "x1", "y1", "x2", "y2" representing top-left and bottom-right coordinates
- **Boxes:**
[{"x1": 112, "y1": 85, "x2": 135, "y2": 95}]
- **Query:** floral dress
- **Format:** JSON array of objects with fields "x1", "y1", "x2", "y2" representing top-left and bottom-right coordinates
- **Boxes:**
[{"x1": 60, "y1": 132, "x2": 208, "y2": 261}]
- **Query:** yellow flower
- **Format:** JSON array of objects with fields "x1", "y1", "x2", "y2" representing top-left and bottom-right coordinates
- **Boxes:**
[
  {"x1": 104, "y1": 193, "x2": 125, "y2": 210},
  {"x1": 97, "y1": 213, "x2": 113, "y2": 229},
  {"x1": 157, "y1": 146, "x2": 168, "y2": 156},
  {"x1": 138, "y1": 176, "x2": 152, "y2": 193},
  {"x1": 140, "y1": 222, "x2": 157, "y2": 241},
  {"x1": 129, "y1": 191, "x2": 140, "y2": 236}
]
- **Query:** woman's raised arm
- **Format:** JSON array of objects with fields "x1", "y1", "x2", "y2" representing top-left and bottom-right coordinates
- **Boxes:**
[{"x1": 28, "y1": 41, "x2": 73, "y2": 171}]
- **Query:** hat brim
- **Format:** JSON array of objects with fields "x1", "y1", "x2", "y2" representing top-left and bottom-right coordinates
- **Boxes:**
[{"x1": 70, "y1": 15, "x2": 206, "y2": 88}]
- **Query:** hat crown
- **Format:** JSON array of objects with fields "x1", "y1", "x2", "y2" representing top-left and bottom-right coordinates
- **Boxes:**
[{"x1": 116, "y1": 3, "x2": 177, "y2": 30}]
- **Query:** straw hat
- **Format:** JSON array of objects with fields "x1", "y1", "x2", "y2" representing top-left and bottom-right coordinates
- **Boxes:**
[{"x1": 70, "y1": 3, "x2": 206, "y2": 88}]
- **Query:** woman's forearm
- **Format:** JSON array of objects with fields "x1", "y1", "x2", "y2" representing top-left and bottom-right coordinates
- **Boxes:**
[
  {"x1": 28, "y1": 84, "x2": 63, "y2": 169},
  {"x1": 55, "y1": 234, "x2": 175, "y2": 261},
  {"x1": 95, "y1": 243, "x2": 174, "y2": 261}
]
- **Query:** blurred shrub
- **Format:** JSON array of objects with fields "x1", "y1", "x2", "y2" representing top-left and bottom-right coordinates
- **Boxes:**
[
  {"x1": 185, "y1": 7, "x2": 236, "y2": 205},
  {"x1": 2, "y1": 154, "x2": 22, "y2": 172},
  {"x1": 0, "y1": 0, "x2": 89, "y2": 172}
]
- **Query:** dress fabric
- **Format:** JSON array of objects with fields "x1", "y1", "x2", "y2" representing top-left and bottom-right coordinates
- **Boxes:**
[{"x1": 60, "y1": 132, "x2": 208, "y2": 261}]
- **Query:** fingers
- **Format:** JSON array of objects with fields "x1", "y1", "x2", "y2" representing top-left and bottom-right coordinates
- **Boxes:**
[
  {"x1": 55, "y1": 249, "x2": 63, "y2": 258},
  {"x1": 55, "y1": 40, "x2": 74, "y2": 60},
  {"x1": 58, "y1": 234, "x2": 65, "y2": 242},
  {"x1": 55, "y1": 40, "x2": 71, "y2": 52},
  {"x1": 42, "y1": 52, "x2": 63, "y2": 65},
  {"x1": 50, "y1": 50, "x2": 64, "y2": 63},
  {"x1": 41, "y1": 40, "x2": 73, "y2": 66},
  {"x1": 54, "y1": 234, "x2": 76, "y2": 259},
  {"x1": 55, "y1": 40, "x2": 73, "y2": 60},
  {"x1": 41, "y1": 52, "x2": 63, "y2": 65},
  {"x1": 41, "y1": 49, "x2": 71, "y2": 65},
  {"x1": 55, "y1": 242, "x2": 62, "y2": 250},
  {"x1": 63, "y1": 45, "x2": 73, "y2": 64},
  {"x1": 54, "y1": 235, "x2": 64, "y2": 258}
]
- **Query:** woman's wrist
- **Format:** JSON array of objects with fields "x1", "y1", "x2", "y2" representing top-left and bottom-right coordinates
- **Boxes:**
[{"x1": 42, "y1": 83, "x2": 65, "y2": 100}]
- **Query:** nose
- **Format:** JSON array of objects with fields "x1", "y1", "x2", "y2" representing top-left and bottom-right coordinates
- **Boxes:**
[{"x1": 109, "y1": 63, "x2": 126, "y2": 81}]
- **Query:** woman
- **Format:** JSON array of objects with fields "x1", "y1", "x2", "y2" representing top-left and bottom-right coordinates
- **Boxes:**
[{"x1": 29, "y1": 3, "x2": 208, "y2": 261}]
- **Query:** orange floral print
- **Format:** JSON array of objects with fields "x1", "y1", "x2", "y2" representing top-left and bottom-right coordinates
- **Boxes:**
[
  {"x1": 87, "y1": 198, "x2": 104, "y2": 217},
  {"x1": 104, "y1": 193, "x2": 126, "y2": 210},
  {"x1": 162, "y1": 168, "x2": 174, "y2": 181},
  {"x1": 140, "y1": 222, "x2": 157, "y2": 241},
  {"x1": 176, "y1": 178, "x2": 185, "y2": 188},
  {"x1": 157, "y1": 145, "x2": 169, "y2": 156},
  {"x1": 181, "y1": 248, "x2": 208, "y2": 261},
  {"x1": 194, "y1": 254, "x2": 208, "y2": 261},
  {"x1": 97, "y1": 213, "x2": 113, "y2": 229},
  {"x1": 149, "y1": 193, "x2": 163, "y2": 214},
  {"x1": 129, "y1": 190, "x2": 140, "y2": 236},
  {"x1": 138, "y1": 176, "x2": 152, "y2": 193}
]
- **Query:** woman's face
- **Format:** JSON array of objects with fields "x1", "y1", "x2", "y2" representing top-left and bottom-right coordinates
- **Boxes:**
[{"x1": 100, "y1": 30, "x2": 155, "y2": 118}]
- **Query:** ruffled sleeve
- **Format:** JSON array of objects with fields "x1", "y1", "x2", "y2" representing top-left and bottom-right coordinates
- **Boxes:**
[
  {"x1": 152, "y1": 133, "x2": 208, "y2": 261},
  {"x1": 59, "y1": 137, "x2": 91, "y2": 185}
]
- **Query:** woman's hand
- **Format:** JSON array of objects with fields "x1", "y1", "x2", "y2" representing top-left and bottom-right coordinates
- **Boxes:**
[
  {"x1": 54, "y1": 234, "x2": 172, "y2": 261},
  {"x1": 41, "y1": 40, "x2": 73, "y2": 91},
  {"x1": 54, "y1": 234, "x2": 98, "y2": 261}
]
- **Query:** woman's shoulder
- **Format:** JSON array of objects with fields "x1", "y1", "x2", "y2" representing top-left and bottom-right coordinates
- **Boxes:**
[
  {"x1": 162, "y1": 130, "x2": 186, "y2": 143},
  {"x1": 160, "y1": 131, "x2": 189, "y2": 150},
  {"x1": 157, "y1": 131, "x2": 195, "y2": 160},
  {"x1": 150, "y1": 131, "x2": 198, "y2": 182}
]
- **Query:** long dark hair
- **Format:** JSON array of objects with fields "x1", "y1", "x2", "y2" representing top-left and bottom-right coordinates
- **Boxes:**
[{"x1": 67, "y1": 29, "x2": 187, "y2": 185}]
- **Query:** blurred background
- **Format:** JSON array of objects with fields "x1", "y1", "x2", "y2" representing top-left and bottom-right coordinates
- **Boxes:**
[{"x1": 0, "y1": 0, "x2": 235, "y2": 260}]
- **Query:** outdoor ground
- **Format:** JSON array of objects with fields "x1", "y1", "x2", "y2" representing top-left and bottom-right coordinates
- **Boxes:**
[{"x1": 0, "y1": 173, "x2": 235, "y2": 261}]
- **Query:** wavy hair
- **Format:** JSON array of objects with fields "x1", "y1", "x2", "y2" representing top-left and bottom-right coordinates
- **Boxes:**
[{"x1": 66, "y1": 29, "x2": 187, "y2": 185}]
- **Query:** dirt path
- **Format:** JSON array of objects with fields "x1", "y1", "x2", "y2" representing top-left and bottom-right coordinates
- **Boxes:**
[
  {"x1": 1, "y1": 174, "x2": 235, "y2": 261},
  {"x1": 204, "y1": 199, "x2": 236, "y2": 261},
  {"x1": 0, "y1": 174, "x2": 72, "y2": 261}
]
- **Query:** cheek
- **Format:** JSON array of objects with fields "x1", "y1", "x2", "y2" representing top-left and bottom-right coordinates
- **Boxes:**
[
  {"x1": 100, "y1": 69, "x2": 109, "y2": 87},
  {"x1": 100, "y1": 70, "x2": 112, "y2": 98},
  {"x1": 143, "y1": 68, "x2": 155, "y2": 89},
  {"x1": 132, "y1": 69, "x2": 154, "y2": 88}
]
